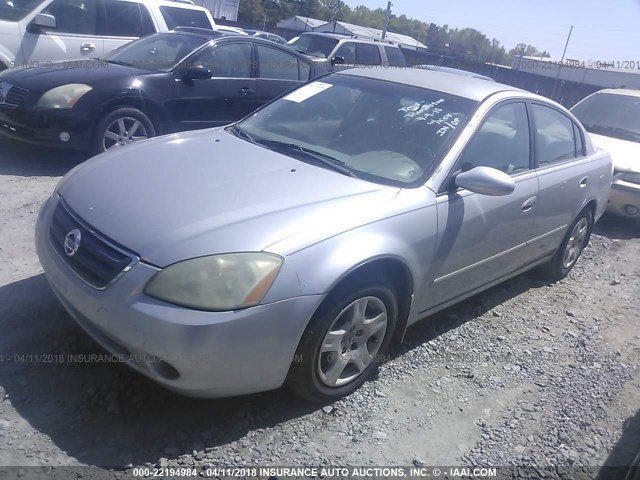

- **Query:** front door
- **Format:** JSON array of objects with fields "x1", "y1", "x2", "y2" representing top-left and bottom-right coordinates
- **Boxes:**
[
  {"x1": 421, "y1": 101, "x2": 540, "y2": 312},
  {"x1": 19, "y1": 0, "x2": 105, "y2": 65},
  {"x1": 168, "y1": 41, "x2": 256, "y2": 129}
]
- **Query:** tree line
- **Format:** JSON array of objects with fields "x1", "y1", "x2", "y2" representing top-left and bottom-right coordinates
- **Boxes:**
[{"x1": 237, "y1": 0, "x2": 550, "y2": 66}]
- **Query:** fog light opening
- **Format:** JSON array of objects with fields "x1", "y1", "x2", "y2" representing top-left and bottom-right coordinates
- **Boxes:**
[
  {"x1": 59, "y1": 131, "x2": 71, "y2": 142},
  {"x1": 623, "y1": 204, "x2": 640, "y2": 216},
  {"x1": 146, "y1": 357, "x2": 180, "y2": 380}
]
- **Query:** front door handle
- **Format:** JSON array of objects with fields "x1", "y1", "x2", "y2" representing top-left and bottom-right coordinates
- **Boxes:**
[
  {"x1": 81, "y1": 43, "x2": 96, "y2": 52},
  {"x1": 239, "y1": 87, "x2": 255, "y2": 95},
  {"x1": 579, "y1": 177, "x2": 588, "y2": 188},
  {"x1": 521, "y1": 196, "x2": 537, "y2": 213}
]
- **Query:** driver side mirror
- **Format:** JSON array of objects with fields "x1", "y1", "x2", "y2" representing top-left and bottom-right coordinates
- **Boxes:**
[
  {"x1": 331, "y1": 56, "x2": 345, "y2": 66},
  {"x1": 27, "y1": 13, "x2": 57, "y2": 33},
  {"x1": 182, "y1": 65, "x2": 212, "y2": 82},
  {"x1": 454, "y1": 166, "x2": 515, "y2": 196}
]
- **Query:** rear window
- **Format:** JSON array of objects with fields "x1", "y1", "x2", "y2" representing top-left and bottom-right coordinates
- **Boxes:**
[
  {"x1": 103, "y1": 1, "x2": 146, "y2": 37},
  {"x1": 160, "y1": 6, "x2": 212, "y2": 30},
  {"x1": 385, "y1": 46, "x2": 406, "y2": 67},
  {"x1": 0, "y1": 0, "x2": 42, "y2": 21},
  {"x1": 357, "y1": 43, "x2": 381, "y2": 66}
]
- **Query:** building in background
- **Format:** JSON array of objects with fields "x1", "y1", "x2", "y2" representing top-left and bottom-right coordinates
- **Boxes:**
[
  {"x1": 193, "y1": 0, "x2": 239, "y2": 21},
  {"x1": 513, "y1": 55, "x2": 640, "y2": 89},
  {"x1": 276, "y1": 16, "x2": 426, "y2": 50}
]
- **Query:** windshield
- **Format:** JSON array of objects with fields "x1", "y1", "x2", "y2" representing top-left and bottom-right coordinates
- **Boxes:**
[
  {"x1": 236, "y1": 75, "x2": 477, "y2": 186},
  {"x1": 101, "y1": 33, "x2": 208, "y2": 71},
  {"x1": 288, "y1": 35, "x2": 338, "y2": 58},
  {"x1": 572, "y1": 92, "x2": 640, "y2": 143},
  {"x1": 0, "y1": 0, "x2": 42, "y2": 21}
]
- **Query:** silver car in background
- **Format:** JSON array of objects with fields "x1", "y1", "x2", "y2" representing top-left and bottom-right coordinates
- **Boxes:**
[{"x1": 35, "y1": 69, "x2": 612, "y2": 402}]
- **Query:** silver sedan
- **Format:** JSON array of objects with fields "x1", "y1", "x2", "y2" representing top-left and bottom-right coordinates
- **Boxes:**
[{"x1": 35, "y1": 69, "x2": 612, "y2": 402}]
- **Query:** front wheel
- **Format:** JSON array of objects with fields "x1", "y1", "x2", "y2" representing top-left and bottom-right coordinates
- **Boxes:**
[
  {"x1": 93, "y1": 107, "x2": 155, "y2": 154},
  {"x1": 287, "y1": 278, "x2": 398, "y2": 403},
  {"x1": 542, "y1": 209, "x2": 593, "y2": 280}
]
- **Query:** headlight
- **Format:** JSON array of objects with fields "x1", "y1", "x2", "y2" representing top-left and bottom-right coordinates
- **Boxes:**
[
  {"x1": 37, "y1": 84, "x2": 92, "y2": 108},
  {"x1": 145, "y1": 253, "x2": 283, "y2": 311},
  {"x1": 622, "y1": 172, "x2": 640, "y2": 184}
]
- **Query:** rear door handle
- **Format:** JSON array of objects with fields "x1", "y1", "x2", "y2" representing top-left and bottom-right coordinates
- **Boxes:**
[
  {"x1": 579, "y1": 177, "x2": 588, "y2": 188},
  {"x1": 521, "y1": 196, "x2": 537, "y2": 213},
  {"x1": 81, "y1": 43, "x2": 96, "y2": 52},
  {"x1": 239, "y1": 87, "x2": 255, "y2": 95}
]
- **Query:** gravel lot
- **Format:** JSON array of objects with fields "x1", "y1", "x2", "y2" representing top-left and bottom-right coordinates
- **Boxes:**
[{"x1": 0, "y1": 138, "x2": 639, "y2": 479}]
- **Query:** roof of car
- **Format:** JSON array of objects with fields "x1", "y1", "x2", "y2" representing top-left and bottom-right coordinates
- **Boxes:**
[
  {"x1": 170, "y1": 27, "x2": 230, "y2": 39},
  {"x1": 300, "y1": 31, "x2": 400, "y2": 47},
  {"x1": 337, "y1": 68, "x2": 523, "y2": 102},
  {"x1": 594, "y1": 88, "x2": 640, "y2": 98}
]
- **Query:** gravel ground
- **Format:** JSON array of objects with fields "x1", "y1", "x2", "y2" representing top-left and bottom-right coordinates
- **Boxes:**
[{"x1": 0, "y1": 138, "x2": 639, "y2": 479}]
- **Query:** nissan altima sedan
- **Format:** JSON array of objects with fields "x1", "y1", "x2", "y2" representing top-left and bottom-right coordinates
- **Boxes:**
[{"x1": 35, "y1": 69, "x2": 612, "y2": 402}]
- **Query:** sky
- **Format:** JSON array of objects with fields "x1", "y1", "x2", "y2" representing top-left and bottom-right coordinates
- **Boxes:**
[{"x1": 343, "y1": 0, "x2": 640, "y2": 62}]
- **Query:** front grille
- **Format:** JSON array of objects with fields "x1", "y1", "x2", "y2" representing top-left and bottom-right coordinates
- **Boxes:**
[
  {"x1": 4, "y1": 86, "x2": 28, "y2": 106},
  {"x1": 49, "y1": 199, "x2": 138, "y2": 289}
]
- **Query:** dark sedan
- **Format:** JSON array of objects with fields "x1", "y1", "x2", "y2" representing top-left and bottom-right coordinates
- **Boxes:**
[{"x1": 0, "y1": 29, "x2": 315, "y2": 153}]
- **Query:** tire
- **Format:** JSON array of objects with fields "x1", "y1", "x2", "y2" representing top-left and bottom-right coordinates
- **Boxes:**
[
  {"x1": 93, "y1": 107, "x2": 155, "y2": 155},
  {"x1": 542, "y1": 208, "x2": 593, "y2": 281},
  {"x1": 287, "y1": 277, "x2": 398, "y2": 403}
]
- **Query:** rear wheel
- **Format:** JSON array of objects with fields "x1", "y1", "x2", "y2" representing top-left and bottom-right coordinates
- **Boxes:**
[
  {"x1": 287, "y1": 278, "x2": 397, "y2": 403},
  {"x1": 542, "y1": 209, "x2": 593, "y2": 280},
  {"x1": 93, "y1": 107, "x2": 155, "y2": 154}
]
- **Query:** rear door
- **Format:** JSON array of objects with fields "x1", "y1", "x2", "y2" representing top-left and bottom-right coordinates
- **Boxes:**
[
  {"x1": 168, "y1": 41, "x2": 256, "y2": 129},
  {"x1": 529, "y1": 102, "x2": 593, "y2": 258},
  {"x1": 101, "y1": 0, "x2": 156, "y2": 56},
  {"x1": 422, "y1": 101, "x2": 540, "y2": 311},
  {"x1": 19, "y1": 0, "x2": 105, "y2": 64},
  {"x1": 254, "y1": 44, "x2": 312, "y2": 106}
]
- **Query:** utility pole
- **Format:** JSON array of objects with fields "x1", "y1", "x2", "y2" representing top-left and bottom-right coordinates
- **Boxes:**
[
  {"x1": 553, "y1": 25, "x2": 573, "y2": 100},
  {"x1": 382, "y1": 1, "x2": 392, "y2": 40}
]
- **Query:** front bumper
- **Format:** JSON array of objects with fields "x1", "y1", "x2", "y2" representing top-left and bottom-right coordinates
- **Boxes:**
[
  {"x1": 0, "y1": 105, "x2": 92, "y2": 150},
  {"x1": 606, "y1": 180, "x2": 640, "y2": 218},
  {"x1": 35, "y1": 197, "x2": 324, "y2": 398}
]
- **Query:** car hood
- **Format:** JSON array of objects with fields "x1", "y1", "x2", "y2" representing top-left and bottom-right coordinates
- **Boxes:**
[
  {"x1": 0, "y1": 61, "x2": 144, "y2": 92},
  {"x1": 589, "y1": 133, "x2": 640, "y2": 173},
  {"x1": 58, "y1": 128, "x2": 400, "y2": 266}
]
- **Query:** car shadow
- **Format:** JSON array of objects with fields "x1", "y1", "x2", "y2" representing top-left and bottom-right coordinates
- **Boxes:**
[
  {"x1": 0, "y1": 269, "x2": 553, "y2": 469},
  {"x1": 0, "y1": 140, "x2": 88, "y2": 177},
  {"x1": 597, "y1": 409, "x2": 640, "y2": 480},
  {"x1": 594, "y1": 214, "x2": 640, "y2": 240}
]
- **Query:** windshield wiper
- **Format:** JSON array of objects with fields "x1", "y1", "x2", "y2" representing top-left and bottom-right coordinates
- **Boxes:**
[
  {"x1": 257, "y1": 139, "x2": 359, "y2": 178},
  {"x1": 228, "y1": 125, "x2": 257, "y2": 143},
  {"x1": 104, "y1": 59, "x2": 135, "y2": 67}
]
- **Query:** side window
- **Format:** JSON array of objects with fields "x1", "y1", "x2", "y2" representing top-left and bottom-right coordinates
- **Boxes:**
[
  {"x1": 458, "y1": 102, "x2": 531, "y2": 175},
  {"x1": 160, "y1": 6, "x2": 211, "y2": 29},
  {"x1": 357, "y1": 43, "x2": 381, "y2": 66},
  {"x1": 190, "y1": 43, "x2": 251, "y2": 78},
  {"x1": 532, "y1": 104, "x2": 576, "y2": 166},
  {"x1": 41, "y1": 0, "x2": 99, "y2": 35},
  {"x1": 257, "y1": 45, "x2": 298, "y2": 80},
  {"x1": 384, "y1": 46, "x2": 406, "y2": 67},
  {"x1": 573, "y1": 123, "x2": 584, "y2": 157},
  {"x1": 335, "y1": 42, "x2": 356, "y2": 64},
  {"x1": 103, "y1": 0, "x2": 143, "y2": 38}
]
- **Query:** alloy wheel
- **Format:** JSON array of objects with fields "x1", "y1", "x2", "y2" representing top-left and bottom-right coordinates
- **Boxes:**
[
  {"x1": 317, "y1": 296, "x2": 388, "y2": 387},
  {"x1": 562, "y1": 217, "x2": 589, "y2": 269},
  {"x1": 102, "y1": 116, "x2": 149, "y2": 150}
]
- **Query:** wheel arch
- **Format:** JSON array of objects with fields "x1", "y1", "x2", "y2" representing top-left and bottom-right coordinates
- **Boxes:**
[
  {"x1": 91, "y1": 94, "x2": 169, "y2": 136},
  {"x1": 311, "y1": 255, "x2": 415, "y2": 343}
]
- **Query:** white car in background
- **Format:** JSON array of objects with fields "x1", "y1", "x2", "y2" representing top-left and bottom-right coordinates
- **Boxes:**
[
  {"x1": 0, "y1": 0, "x2": 216, "y2": 70},
  {"x1": 571, "y1": 88, "x2": 640, "y2": 219}
]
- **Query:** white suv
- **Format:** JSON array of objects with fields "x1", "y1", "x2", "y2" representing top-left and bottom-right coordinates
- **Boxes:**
[{"x1": 0, "y1": 0, "x2": 216, "y2": 70}]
